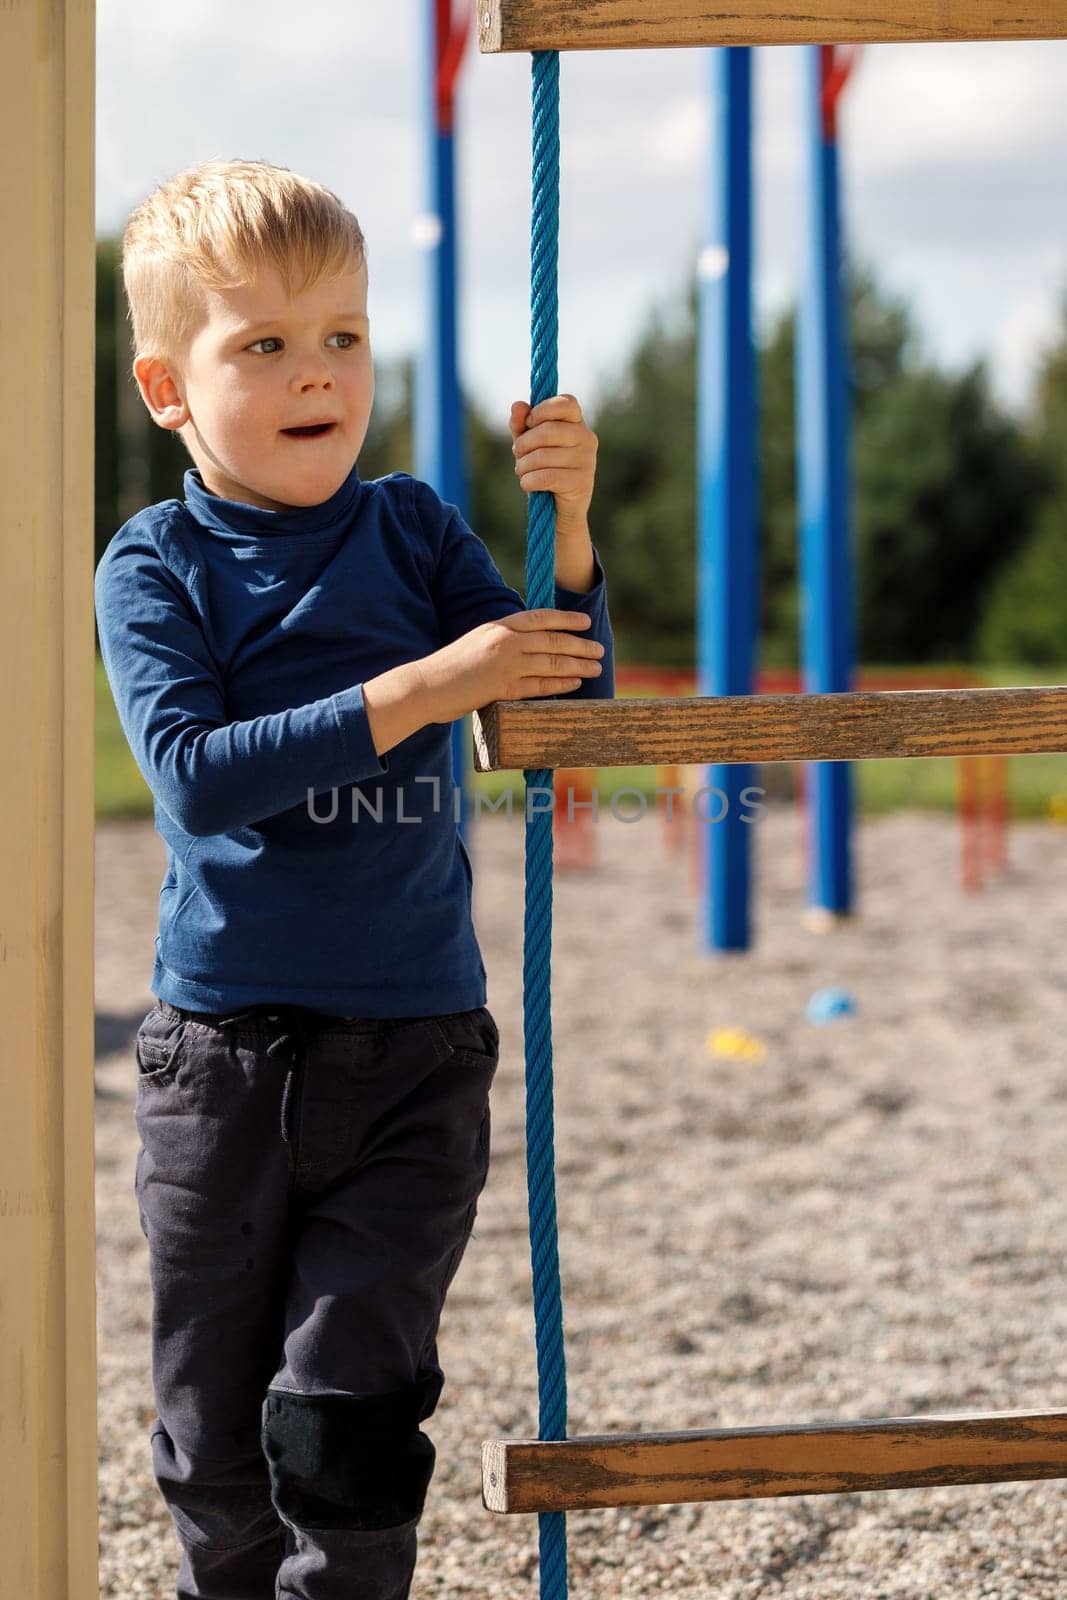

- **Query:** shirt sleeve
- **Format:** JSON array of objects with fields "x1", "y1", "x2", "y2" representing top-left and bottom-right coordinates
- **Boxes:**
[
  {"x1": 421, "y1": 485, "x2": 615, "y2": 701},
  {"x1": 94, "y1": 535, "x2": 389, "y2": 838}
]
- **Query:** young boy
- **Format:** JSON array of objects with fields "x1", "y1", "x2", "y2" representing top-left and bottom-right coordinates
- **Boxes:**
[{"x1": 95, "y1": 158, "x2": 615, "y2": 1600}]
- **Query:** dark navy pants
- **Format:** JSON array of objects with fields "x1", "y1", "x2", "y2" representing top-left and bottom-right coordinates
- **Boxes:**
[{"x1": 132, "y1": 997, "x2": 499, "y2": 1600}]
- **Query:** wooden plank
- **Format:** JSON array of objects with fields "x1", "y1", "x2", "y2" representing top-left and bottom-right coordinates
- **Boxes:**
[
  {"x1": 472, "y1": 685, "x2": 1067, "y2": 771},
  {"x1": 482, "y1": 1409, "x2": 1067, "y2": 1513},
  {"x1": 1, "y1": 1, "x2": 100, "y2": 1594},
  {"x1": 479, "y1": 0, "x2": 1067, "y2": 51}
]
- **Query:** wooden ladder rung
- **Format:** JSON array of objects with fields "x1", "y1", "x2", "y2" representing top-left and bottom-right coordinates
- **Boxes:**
[
  {"x1": 472, "y1": 686, "x2": 1067, "y2": 772},
  {"x1": 482, "y1": 1409, "x2": 1067, "y2": 1514},
  {"x1": 478, "y1": 0, "x2": 1066, "y2": 53}
]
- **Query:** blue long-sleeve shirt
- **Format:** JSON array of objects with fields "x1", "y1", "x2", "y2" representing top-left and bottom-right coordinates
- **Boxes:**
[{"x1": 94, "y1": 461, "x2": 615, "y2": 1016}]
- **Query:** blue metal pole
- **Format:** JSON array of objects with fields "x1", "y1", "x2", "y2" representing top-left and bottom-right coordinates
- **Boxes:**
[
  {"x1": 697, "y1": 46, "x2": 758, "y2": 952},
  {"x1": 415, "y1": 0, "x2": 472, "y2": 839},
  {"x1": 796, "y1": 45, "x2": 855, "y2": 916}
]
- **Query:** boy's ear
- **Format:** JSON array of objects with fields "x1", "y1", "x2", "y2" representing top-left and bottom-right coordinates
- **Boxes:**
[{"x1": 132, "y1": 354, "x2": 189, "y2": 431}]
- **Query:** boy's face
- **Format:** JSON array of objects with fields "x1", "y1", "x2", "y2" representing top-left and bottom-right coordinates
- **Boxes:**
[{"x1": 133, "y1": 257, "x2": 374, "y2": 512}]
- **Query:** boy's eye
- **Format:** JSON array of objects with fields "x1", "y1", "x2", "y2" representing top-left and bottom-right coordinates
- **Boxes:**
[{"x1": 246, "y1": 333, "x2": 360, "y2": 354}]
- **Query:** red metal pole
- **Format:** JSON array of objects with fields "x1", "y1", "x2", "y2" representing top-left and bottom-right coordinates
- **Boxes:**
[
  {"x1": 434, "y1": 0, "x2": 470, "y2": 132},
  {"x1": 958, "y1": 758, "x2": 981, "y2": 893}
]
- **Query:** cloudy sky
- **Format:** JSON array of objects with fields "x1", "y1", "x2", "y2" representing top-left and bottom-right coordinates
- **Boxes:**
[{"x1": 97, "y1": 2, "x2": 1067, "y2": 431}]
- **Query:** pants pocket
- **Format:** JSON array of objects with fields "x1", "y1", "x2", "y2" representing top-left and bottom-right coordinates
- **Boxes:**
[
  {"x1": 433, "y1": 1006, "x2": 500, "y2": 1069},
  {"x1": 135, "y1": 1008, "x2": 189, "y2": 1087}
]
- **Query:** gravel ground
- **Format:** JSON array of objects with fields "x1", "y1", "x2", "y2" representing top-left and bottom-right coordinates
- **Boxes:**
[{"x1": 95, "y1": 801, "x2": 1067, "y2": 1598}]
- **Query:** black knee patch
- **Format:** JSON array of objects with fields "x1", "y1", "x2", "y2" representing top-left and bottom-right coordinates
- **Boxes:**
[{"x1": 261, "y1": 1373, "x2": 442, "y2": 1532}]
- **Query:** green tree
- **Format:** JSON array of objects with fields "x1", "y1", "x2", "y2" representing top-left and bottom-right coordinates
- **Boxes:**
[
  {"x1": 978, "y1": 496, "x2": 1067, "y2": 665},
  {"x1": 853, "y1": 359, "x2": 1045, "y2": 661},
  {"x1": 586, "y1": 262, "x2": 932, "y2": 667},
  {"x1": 589, "y1": 260, "x2": 1044, "y2": 667},
  {"x1": 1030, "y1": 286, "x2": 1067, "y2": 475},
  {"x1": 978, "y1": 287, "x2": 1067, "y2": 667},
  {"x1": 583, "y1": 290, "x2": 698, "y2": 664},
  {"x1": 759, "y1": 265, "x2": 918, "y2": 663}
]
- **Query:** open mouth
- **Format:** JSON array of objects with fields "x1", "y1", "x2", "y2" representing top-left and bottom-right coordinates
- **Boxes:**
[{"x1": 281, "y1": 422, "x2": 337, "y2": 438}]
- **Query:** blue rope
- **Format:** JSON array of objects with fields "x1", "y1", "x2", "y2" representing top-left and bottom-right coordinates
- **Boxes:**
[{"x1": 524, "y1": 48, "x2": 568, "y2": 1600}]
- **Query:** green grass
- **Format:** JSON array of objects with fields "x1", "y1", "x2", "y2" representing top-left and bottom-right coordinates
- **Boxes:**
[
  {"x1": 854, "y1": 753, "x2": 1064, "y2": 819},
  {"x1": 96, "y1": 656, "x2": 156, "y2": 819},
  {"x1": 474, "y1": 757, "x2": 1066, "y2": 820},
  {"x1": 95, "y1": 654, "x2": 1067, "y2": 823}
]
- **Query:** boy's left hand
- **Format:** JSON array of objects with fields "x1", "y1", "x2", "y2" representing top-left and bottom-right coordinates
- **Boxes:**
[{"x1": 509, "y1": 394, "x2": 597, "y2": 539}]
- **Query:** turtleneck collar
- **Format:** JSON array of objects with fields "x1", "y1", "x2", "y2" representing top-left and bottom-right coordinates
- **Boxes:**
[{"x1": 183, "y1": 459, "x2": 365, "y2": 541}]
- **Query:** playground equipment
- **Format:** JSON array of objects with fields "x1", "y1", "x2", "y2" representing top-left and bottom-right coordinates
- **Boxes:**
[
  {"x1": 552, "y1": 665, "x2": 1011, "y2": 894},
  {"x1": 706, "y1": 1025, "x2": 767, "y2": 1061},
  {"x1": 793, "y1": 42, "x2": 858, "y2": 932},
  {"x1": 5, "y1": 5, "x2": 1065, "y2": 1598},
  {"x1": 416, "y1": 0, "x2": 475, "y2": 837},
  {"x1": 473, "y1": 10, "x2": 1067, "y2": 1599},
  {"x1": 805, "y1": 985, "x2": 857, "y2": 1023}
]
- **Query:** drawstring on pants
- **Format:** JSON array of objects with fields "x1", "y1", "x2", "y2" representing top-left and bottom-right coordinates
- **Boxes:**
[
  {"x1": 279, "y1": 1064, "x2": 296, "y2": 1142},
  {"x1": 263, "y1": 1010, "x2": 306, "y2": 1144}
]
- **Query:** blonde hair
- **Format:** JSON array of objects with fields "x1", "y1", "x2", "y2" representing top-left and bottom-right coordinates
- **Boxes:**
[{"x1": 121, "y1": 158, "x2": 366, "y2": 370}]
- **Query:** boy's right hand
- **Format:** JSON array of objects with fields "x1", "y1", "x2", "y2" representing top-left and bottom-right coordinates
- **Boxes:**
[{"x1": 416, "y1": 610, "x2": 605, "y2": 724}]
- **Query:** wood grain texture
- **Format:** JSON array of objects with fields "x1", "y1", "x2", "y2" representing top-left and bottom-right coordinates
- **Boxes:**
[
  {"x1": 1, "y1": 1, "x2": 101, "y2": 1592},
  {"x1": 471, "y1": 686, "x2": 1067, "y2": 771},
  {"x1": 478, "y1": 0, "x2": 1067, "y2": 51},
  {"x1": 482, "y1": 1409, "x2": 1067, "y2": 1513}
]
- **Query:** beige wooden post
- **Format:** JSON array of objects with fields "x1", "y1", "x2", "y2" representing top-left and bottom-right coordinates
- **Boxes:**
[{"x1": 0, "y1": 2, "x2": 100, "y2": 1596}]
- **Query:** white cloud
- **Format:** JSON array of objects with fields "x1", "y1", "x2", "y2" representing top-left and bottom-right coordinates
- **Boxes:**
[
  {"x1": 564, "y1": 92, "x2": 708, "y2": 179},
  {"x1": 844, "y1": 40, "x2": 1067, "y2": 171},
  {"x1": 643, "y1": 95, "x2": 710, "y2": 175},
  {"x1": 100, "y1": 0, "x2": 403, "y2": 61}
]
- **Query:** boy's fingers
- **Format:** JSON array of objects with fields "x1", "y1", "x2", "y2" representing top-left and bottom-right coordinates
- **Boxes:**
[
  {"x1": 534, "y1": 608, "x2": 591, "y2": 627},
  {"x1": 525, "y1": 638, "x2": 604, "y2": 662},
  {"x1": 514, "y1": 421, "x2": 589, "y2": 454},
  {"x1": 527, "y1": 393, "x2": 581, "y2": 426},
  {"x1": 519, "y1": 654, "x2": 604, "y2": 678},
  {"x1": 504, "y1": 608, "x2": 592, "y2": 629}
]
